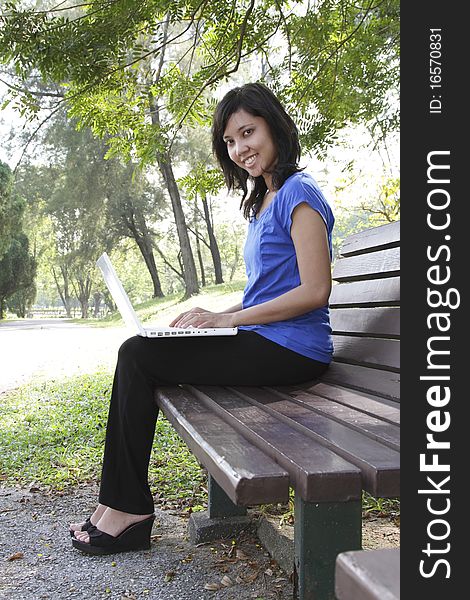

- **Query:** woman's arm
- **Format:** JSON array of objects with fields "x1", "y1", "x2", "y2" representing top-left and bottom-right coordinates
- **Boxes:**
[
  {"x1": 234, "y1": 203, "x2": 331, "y2": 325},
  {"x1": 172, "y1": 203, "x2": 331, "y2": 329},
  {"x1": 169, "y1": 302, "x2": 243, "y2": 328}
]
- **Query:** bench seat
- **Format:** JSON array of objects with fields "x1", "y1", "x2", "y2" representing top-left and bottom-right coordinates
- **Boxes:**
[{"x1": 157, "y1": 384, "x2": 289, "y2": 506}]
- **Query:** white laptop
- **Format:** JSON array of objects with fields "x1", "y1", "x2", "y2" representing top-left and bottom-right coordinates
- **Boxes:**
[{"x1": 96, "y1": 253, "x2": 238, "y2": 338}]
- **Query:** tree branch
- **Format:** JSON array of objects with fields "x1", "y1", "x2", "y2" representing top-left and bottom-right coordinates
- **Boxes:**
[
  {"x1": 187, "y1": 224, "x2": 210, "y2": 250},
  {"x1": 154, "y1": 244, "x2": 183, "y2": 279},
  {"x1": 13, "y1": 100, "x2": 67, "y2": 173},
  {"x1": 296, "y1": 0, "x2": 385, "y2": 104},
  {"x1": 171, "y1": 3, "x2": 285, "y2": 146},
  {"x1": 0, "y1": 76, "x2": 64, "y2": 98}
]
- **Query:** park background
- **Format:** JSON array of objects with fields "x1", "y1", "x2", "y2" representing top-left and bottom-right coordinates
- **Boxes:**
[
  {"x1": 0, "y1": 1, "x2": 400, "y2": 597},
  {"x1": 0, "y1": 0, "x2": 399, "y2": 321}
]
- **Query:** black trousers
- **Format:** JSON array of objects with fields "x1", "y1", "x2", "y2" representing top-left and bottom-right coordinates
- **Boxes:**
[{"x1": 98, "y1": 330, "x2": 329, "y2": 514}]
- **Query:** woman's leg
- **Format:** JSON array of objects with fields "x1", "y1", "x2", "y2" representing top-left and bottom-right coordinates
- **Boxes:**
[{"x1": 75, "y1": 331, "x2": 327, "y2": 541}]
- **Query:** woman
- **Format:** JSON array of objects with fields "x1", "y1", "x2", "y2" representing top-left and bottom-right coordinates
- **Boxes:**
[{"x1": 71, "y1": 82, "x2": 335, "y2": 555}]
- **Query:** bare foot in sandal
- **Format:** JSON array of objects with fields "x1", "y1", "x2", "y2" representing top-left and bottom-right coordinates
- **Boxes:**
[
  {"x1": 69, "y1": 503, "x2": 107, "y2": 536},
  {"x1": 73, "y1": 507, "x2": 153, "y2": 543}
]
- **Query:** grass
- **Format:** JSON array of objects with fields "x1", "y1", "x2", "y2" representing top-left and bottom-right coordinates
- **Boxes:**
[
  {"x1": 0, "y1": 372, "x2": 207, "y2": 512},
  {"x1": 72, "y1": 279, "x2": 247, "y2": 328},
  {"x1": 0, "y1": 369, "x2": 399, "y2": 523}
]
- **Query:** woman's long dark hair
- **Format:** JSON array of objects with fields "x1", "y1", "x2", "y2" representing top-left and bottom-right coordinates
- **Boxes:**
[{"x1": 212, "y1": 82, "x2": 302, "y2": 220}]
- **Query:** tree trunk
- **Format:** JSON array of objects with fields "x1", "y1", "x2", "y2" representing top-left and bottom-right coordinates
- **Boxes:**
[
  {"x1": 80, "y1": 298, "x2": 89, "y2": 319},
  {"x1": 158, "y1": 154, "x2": 199, "y2": 297},
  {"x1": 93, "y1": 292, "x2": 102, "y2": 317},
  {"x1": 146, "y1": 15, "x2": 198, "y2": 298},
  {"x1": 126, "y1": 218, "x2": 165, "y2": 298},
  {"x1": 201, "y1": 194, "x2": 224, "y2": 284},
  {"x1": 229, "y1": 243, "x2": 240, "y2": 281},
  {"x1": 52, "y1": 265, "x2": 73, "y2": 318},
  {"x1": 193, "y1": 197, "x2": 206, "y2": 287},
  {"x1": 136, "y1": 235, "x2": 165, "y2": 298},
  {"x1": 73, "y1": 275, "x2": 92, "y2": 319}
]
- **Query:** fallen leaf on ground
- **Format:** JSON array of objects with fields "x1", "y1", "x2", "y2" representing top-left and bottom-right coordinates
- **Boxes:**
[
  {"x1": 7, "y1": 552, "x2": 24, "y2": 561},
  {"x1": 243, "y1": 570, "x2": 260, "y2": 583},
  {"x1": 204, "y1": 582, "x2": 221, "y2": 591},
  {"x1": 220, "y1": 575, "x2": 233, "y2": 587}
]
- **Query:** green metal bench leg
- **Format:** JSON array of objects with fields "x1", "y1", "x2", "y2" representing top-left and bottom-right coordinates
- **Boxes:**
[
  {"x1": 208, "y1": 474, "x2": 247, "y2": 518},
  {"x1": 188, "y1": 474, "x2": 250, "y2": 543},
  {"x1": 294, "y1": 496, "x2": 362, "y2": 600}
]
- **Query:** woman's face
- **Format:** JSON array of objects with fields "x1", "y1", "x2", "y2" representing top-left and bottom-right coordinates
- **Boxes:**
[{"x1": 223, "y1": 109, "x2": 278, "y2": 187}]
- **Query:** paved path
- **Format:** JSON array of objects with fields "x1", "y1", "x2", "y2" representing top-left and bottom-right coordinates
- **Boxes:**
[{"x1": 0, "y1": 319, "x2": 129, "y2": 394}]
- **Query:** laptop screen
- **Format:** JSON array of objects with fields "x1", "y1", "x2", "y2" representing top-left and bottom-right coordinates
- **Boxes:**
[{"x1": 96, "y1": 253, "x2": 144, "y2": 335}]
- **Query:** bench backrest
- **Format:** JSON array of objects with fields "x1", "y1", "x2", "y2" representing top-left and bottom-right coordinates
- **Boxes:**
[{"x1": 325, "y1": 221, "x2": 400, "y2": 402}]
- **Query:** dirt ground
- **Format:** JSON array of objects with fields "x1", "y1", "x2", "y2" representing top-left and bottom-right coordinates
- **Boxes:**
[
  {"x1": 0, "y1": 483, "x2": 399, "y2": 600},
  {"x1": 0, "y1": 484, "x2": 294, "y2": 600}
]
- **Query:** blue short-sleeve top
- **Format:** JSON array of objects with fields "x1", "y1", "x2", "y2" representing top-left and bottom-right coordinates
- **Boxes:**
[{"x1": 239, "y1": 171, "x2": 335, "y2": 363}]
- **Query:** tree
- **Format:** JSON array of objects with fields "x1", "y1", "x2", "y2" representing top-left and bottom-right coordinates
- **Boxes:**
[
  {"x1": 0, "y1": 1, "x2": 399, "y2": 153},
  {"x1": 359, "y1": 176, "x2": 400, "y2": 225},
  {"x1": 42, "y1": 117, "x2": 113, "y2": 318},
  {"x1": 0, "y1": 161, "x2": 22, "y2": 259},
  {"x1": 6, "y1": 263, "x2": 37, "y2": 317},
  {"x1": 0, "y1": 160, "x2": 37, "y2": 318},
  {"x1": 0, "y1": 1, "x2": 399, "y2": 294},
  {"x1": 104, "y1": 160, "x2": 166, "y2": 298},
  {"x1": 179, "y1": 164, "x2": 225, "y2": 285},
  {"x1": 0, "y1": 232, "x2": 36, "y2": 319},
  {"x1": 216, "y1": 222, "x2": 245, "y2": 282}
]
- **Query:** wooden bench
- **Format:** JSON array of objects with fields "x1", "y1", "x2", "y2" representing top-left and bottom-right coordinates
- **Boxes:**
[
  {"x1": 155, "y1": 220, "x2": 400, "y2": 600},
  {"x1": 335, "y1": 548, "x2": 400, "y2": 600}
]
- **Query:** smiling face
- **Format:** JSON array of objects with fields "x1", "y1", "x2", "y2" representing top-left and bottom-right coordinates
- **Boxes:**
[{"x1": 223, "y1": 109, "x2": 278, "y2": 190}]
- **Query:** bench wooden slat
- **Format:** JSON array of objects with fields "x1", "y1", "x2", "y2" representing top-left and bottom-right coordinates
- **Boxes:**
[
  {"x1": 330, "y1": 307, "x2": 400, "y2": 338},
  {"x1": 335, "y1": 548, "x2": 400, "y2": 600},
  {"x1": 302, "y1": 382, "x2": 400, "y2": 426},
  {"x1": 332, "y1": 336, "x2": 399, "y2": 371},
  {"x1": 214, "y1": 386, "x2": 400, "y2": 497},
  {"x1": 330, "y1": 276, "x2": 400, "y2": 307},
  {"x1": 333, "y1": 247, "x2": 400, "y2": 282},
  {"x1": 323, "y1": 363, "x2": 400, "y2": 401},
  {"x1": 264, "y1": 387, "x2": 399, "y2": 450},
  {"x1": 182, "y1": 385, "x2": 361, "y2": 502},
  {"x1": 340, "y1": 221, "x2": 400, "y2": 257},
  {"x1": 155, "y1": 386, "x2": 290, "y2": 506}
]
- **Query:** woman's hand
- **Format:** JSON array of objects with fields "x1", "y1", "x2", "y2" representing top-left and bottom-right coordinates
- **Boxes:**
[{"x1": 170, "y1": 307, "x2": 237, "y2": 329}]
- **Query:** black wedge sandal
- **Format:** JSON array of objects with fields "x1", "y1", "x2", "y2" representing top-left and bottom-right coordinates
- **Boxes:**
[
  {"x1": 69, "y1": 517, "x2": 94, "y2": 538},
  {"x1": 71, "y1": 515, "x2": 155, "y2": 555}
]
